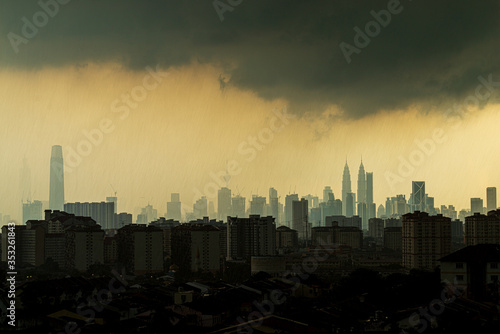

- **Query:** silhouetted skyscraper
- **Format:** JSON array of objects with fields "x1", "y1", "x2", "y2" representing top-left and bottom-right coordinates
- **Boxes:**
[
  {"x1": 193, "y1": 197, "x2": 207, "y2": 219},
  {"x1": 292, "y1": 198, "x2": 308, "y2": 239},
  {"x1": 470, "y1": 198, "x2": 483, "y2": 215},
  {"x1": 357, "y1": 160, "x2": 366, "y2": 204},
  {"x1": 487, "y1": 187, "x2": 497, "y2": 212},
  {"x1": 366, "y1": 172, "x2": 373, "y2": 204},
  {"x1": 218, "y1": 187, "x2": 232, "y2": 221},
  {"x1": 22, "y1": 200, "x2": 42, "y2": 223},
  {"x1": 366, "y1": 171, "x2": 375, "y2": 219},
  {"x1": 323, "y1": 186, "x2": 333, "y2": 203},
  {"x1": 49, "y1": 145, "x2": 64, "y2": 211},
  {"x1": 250, "y1": 195, "x2": 266, "y2": 216},
  {"x1": 285, "y1": 194, "x2": 299, "y2": 228},
  {"x1": 269, "y1": 187, "x2": 278, "y2": 200},
  {"x1": 346, "y1": 192, "x2": 355, "y2": 217},
  {"x1": 232, "y1": 195, "x2": 246, "y2": 217},
  {"x1": 106, "y1": 196, "x2": 118, "y2": 214},
  {"x1": 269, "y1": 188, "x2": 279, "y2": 223},
  {"x1": 411, "y1": 181, "x2": 425, "y2": 212},
  {"x1": 342, "y1": 161, "x2": 351, "y2": 216},
  {"x1": 167, "y1": 193, "x2": 182, "y2": 221}
]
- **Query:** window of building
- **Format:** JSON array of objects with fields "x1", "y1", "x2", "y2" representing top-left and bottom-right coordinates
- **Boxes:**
[
  {"x1": 492, "y1": 275, "x2": 499, "y2": 282},
  {"x1": 456, "y1": 275, "x2": 464, "y2": 282},
  {"x1": 456, "y1": 263, "x2": 464, "y2": 269},
  {"x1": 491, "y1": 263, "x2": 498, "y2": 269}
]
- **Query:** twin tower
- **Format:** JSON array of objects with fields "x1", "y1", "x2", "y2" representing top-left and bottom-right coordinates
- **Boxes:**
[{"x1": 341, "y1": 159, "x2": 374, "y2": 217}]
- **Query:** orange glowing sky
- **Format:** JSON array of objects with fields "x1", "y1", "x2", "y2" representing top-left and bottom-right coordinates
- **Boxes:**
[{"x1": 1, "y1": 62, "x2": 500, "y2": 221}]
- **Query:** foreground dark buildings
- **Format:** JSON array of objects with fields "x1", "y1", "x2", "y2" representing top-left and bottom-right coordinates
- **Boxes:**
[{"x1": 1, "y1": 209, "x2": 500, "y2": 332}]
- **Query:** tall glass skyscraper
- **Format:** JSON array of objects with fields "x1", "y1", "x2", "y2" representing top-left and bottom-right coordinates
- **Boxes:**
[
  {"x1": 342, "y1": 161, "x2": 351, "y2": 216},
  {"x1": 357, "y1": 160, "x2": 366, "y2": 204},
  {"x1": 49, "y1": 145, "x2": 65, "y2": 211},
  {"x1": 412, "y1": 181, "x2": 425, "y2": 212}
]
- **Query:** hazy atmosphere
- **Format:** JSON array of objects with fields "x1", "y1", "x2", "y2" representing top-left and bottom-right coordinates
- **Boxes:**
[{"x1": 1, "y1": 0, "x2": 499, "y2": 220}]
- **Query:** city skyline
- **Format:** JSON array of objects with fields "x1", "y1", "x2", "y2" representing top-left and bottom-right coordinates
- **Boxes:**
[
  {"x1": 1, "y1": 2, "x2": 500, "y2": 332},
  {"x1": 5, "y1": 146, "x2": 500, "y2": 224},
  {"x1": 1, "y1": 1, "x2": 500, "y2": 223}
]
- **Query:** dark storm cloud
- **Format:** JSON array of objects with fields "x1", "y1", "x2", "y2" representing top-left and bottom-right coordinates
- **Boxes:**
[{"x1": 1, "y1": 0, "x2": 499, "y2": 118}]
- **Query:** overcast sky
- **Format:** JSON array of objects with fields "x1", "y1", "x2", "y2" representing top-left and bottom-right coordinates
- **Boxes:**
[{"x1": 1, "y1": 0, "x2": 499, "y2": 221}]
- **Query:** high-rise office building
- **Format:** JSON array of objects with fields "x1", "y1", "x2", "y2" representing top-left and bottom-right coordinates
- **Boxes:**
[
  {"x1": 114, "y1": 212, "x2": 133, "y2": 229},
  {"x1": 323, "y1": 186, "x2": 333, "y2": 203},
  {"x1": 470, "y1": 198, "x2": 484, "y2": 215},
  {"x1": 357, "y1": 160, "x2": 366, "y2": 204},
  {"x1": 106, "y1": 196, "x2": 118, "y2": 214},
  {"x1": 285, "y1": 194, "x2": 299, "y2": 228},
  {"x1": 250, "y1": 196, "x2": 266, "y2": 216},
  {"x1": 269, "y1": 197, "x2": 279, "y2": 223},
  {"x1": 342, "y1": 161, "x2": 351, "y2": 216},
  {"x1": 269, "y1": 187, "x2": 278, "y2": 200},
  {"x1": 49, "y1": 145, "x2": 65, "y2": 211},
  {"x1": 217, "y1": 187, "x2": 232, "y2": 221},
  {"x1": 385, "y1": 197, "x2": 393, "y2": 217},
  {"x1": 411, "y1": 181, "x2": 425, "y2": 212},
  {"x1": 166, "y1": 193, "x2": 182, "y2": 221},
  {"x1": 377, "y1": 204, "x2": 385, "y2": 218},
  {"x1": 366, "y1": 172, "x2": 373, "y2": 205},
  {"x1": 487, "y1": 187, "x2": 497, "y2": 212},
  {"x1": 346, "y1": 192, "x2": 355, "y2": 217},
  {"x1": 357, "y1": 202, "x2": 368, "y2": 230},
  {"x1": 231, "y1": 195, "x2": 246, "y2": 217},
  {"x1": 396, "y1": 195, "x2": 409, "y2": 216},
  {"x1": 193, "y1": 197, "x2": 208, "y2": 219},
  {"x1": 22, "y1": 200, "x2": 43, "y2": 223},
  {"x1": 425, "y1": 195, "x2": 436, "y2": 215},
  {"x1": 441, "y1": 205, "x2": 457, "y2": 220},
  {"x1": 365, "y1": 172, "x2": 375, "y2": 219},
  {"x1": 292, "y1": 198, "x2": 308, "y2": 239},
  {"x1": 208, "y1": 201, "x2": 216, "y2": 218},
  {"x1": 302, "y1": 194, "x2": 319, "y2": 209}
]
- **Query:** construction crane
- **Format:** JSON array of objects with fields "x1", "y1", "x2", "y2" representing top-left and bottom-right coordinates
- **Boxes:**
[{"x1": 109, "y1": 184, "x2": 117, "y2": 197}]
